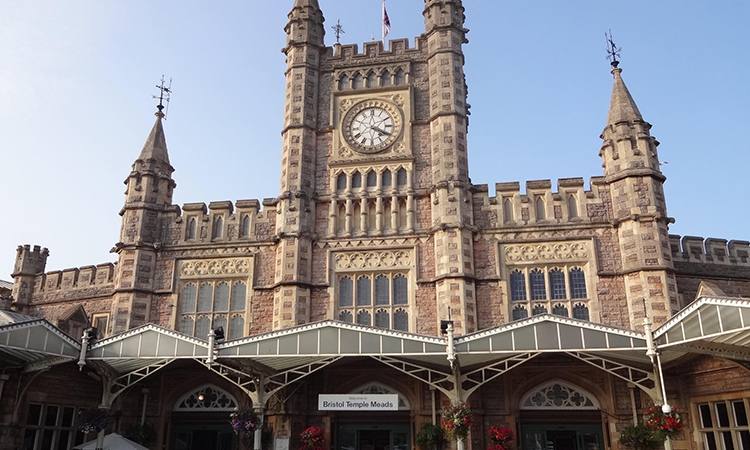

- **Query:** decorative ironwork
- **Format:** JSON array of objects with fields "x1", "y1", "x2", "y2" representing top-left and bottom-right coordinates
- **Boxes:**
[
  {"x1": 521, "y1": 380, "x2": 598, "y2": 410},
  {"x1": 175, "y1": 384, "x2": 238, "y2": 411}
]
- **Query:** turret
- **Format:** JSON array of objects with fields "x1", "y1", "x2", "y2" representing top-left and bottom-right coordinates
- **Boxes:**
[
  {"x1": 111, "y1": 105, "x2": 176, "y2": 334},
  {"x1": 599, "y1": 63, "x2": 678, "y2": 327},
  {"x1": 271, "y1": 0, "x2": 325, "y2": 329},
  {"x1": 10, "y1": 245, "x2": 48, "y2": 307},
  {"x1": 423, "y1": 0, "x2": 476, "y2": 334}
]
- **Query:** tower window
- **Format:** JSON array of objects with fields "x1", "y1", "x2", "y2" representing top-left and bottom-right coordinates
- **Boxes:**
[
  {"x1": 503, "y1": 198, "x2": 513, "y2": 222},
  {"x1": 381, "y1": 70, "x2": 392, "y2": 87},
  {"x1": 179, "y1": 281, "x2": 248, "y2": 339},
  {"x1": 336, "y1": 173, "x2": 347, "y2": 191},
  {"x1": 186, "y1": 217, "x2": 197, "y2": 240},
  {"x1": 568, "y1": 194, "x2": 578, "y2": 218},
  {"x1": 240, "y1": 215, "x2": 251, "y2": 237},
  {"x1": 382, "y1": 170, "x2": 392, "y2": 187},
  {"x1": 339, "y1": 75, "x2": 350, "y2": 91},
  {"x1": 394, "y1": 68, "x2": 405, "y2": 85},
  {"x1": 366, "y1": 71, "x2": 377, "y2": 88},
  {"x1": 535, "y1": 197, "x2": 545, "y2": 220},
  {"x1": 352, "y1": 171, "x2": 362, "y2": 189},
  {"x1": 352, "y1": 72, "x2": 363, "y2": 89},
  {"x1": 396, "y1": 169, "x2": 407, "y2": 186},
  {"x1": 366, "y1": 171, "x2": 377, "y2": 188},
  {"x1": 213, "y1": 216, "x2": 223, "y2": 239}
]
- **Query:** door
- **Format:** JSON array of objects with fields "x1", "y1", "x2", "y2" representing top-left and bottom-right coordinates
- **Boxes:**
[
  {"x1": 172, "y1": 423, "x2": 236, "y2": 450},
  {"x1": 521, "y1": 424, "x2": 603, "y2": 450},
  {"x1": 337, "y1": 423, "x2": 410, "y2": 450}
]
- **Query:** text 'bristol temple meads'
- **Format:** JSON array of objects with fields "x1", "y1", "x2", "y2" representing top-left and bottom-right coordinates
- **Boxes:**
[{"x1": 2, "y1": 1, "x2": 750, "y2": 450}]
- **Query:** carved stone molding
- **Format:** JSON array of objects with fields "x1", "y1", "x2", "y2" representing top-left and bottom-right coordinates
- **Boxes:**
[
  {"x1": 180, "y1": 258, "x2": 253, "y2": 278},
  {"x1": 334, "y1": 250, "x2": 413, "y2": 271},
  {"x1": 504, "y1": 242, "x2": 588, "y2": 263}
]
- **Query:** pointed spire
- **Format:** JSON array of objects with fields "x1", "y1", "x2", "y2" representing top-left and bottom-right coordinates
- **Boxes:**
[
  {"x1": 606, "y1": 67, "x2": 643, "y2": 125},
  {"x1": 138, "y1": 109, "x2": 170, "y2": 165},
  {"x1": 293, "y1": 0, "x2": 319, "y2": 8}
]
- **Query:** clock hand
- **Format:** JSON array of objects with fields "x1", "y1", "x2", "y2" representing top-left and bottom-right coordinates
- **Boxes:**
[{"x1": 371, "y1": 125, "x2": 391, "y2": 136}]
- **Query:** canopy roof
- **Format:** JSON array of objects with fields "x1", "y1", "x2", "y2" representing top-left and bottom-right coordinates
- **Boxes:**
[
  {"x1": 0, "y1": 318, "x2": 80, "y2": 369},
  {"x1": 655, "y1": 297, "x2": 750, "y2": 363},
  {"x1": 1, "y1": 296, "x2": 749, "y2": 378}
]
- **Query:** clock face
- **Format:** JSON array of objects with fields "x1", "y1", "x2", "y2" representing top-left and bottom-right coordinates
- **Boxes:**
[{"x1": 342, "y1": 100, "x2": 402, "y2": 154}]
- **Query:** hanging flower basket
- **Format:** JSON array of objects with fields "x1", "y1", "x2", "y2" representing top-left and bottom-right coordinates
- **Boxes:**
[
  {"x1": 77, "y1": 408, "x2": 108, "y2": 434},
  {"x1": 645, "y1": 406, "x2": 684, "y2": 440},
  {"x1": 300, "y1": 426, "x2": 326, "y2": 450},
  {"x1": 441, "y1": 402, "x2": 475, "y2": 442},
  {"x1": 230, "y1": 409, "x2": 261, "y2": 446},
  {"x1": 619, "y1": 424, "x2": 661, "y2": 450},
  {"x1": 486, "y1": 426, "x2": 515, "y2": 450}
]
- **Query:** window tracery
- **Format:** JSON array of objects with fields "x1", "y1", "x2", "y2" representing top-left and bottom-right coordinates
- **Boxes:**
[
  {"x1": 520, "y1": 380, "x2": 599, "y2": 410},
  {"x1": 174, "y1": 384, "x2": 238, "y2": 412}
]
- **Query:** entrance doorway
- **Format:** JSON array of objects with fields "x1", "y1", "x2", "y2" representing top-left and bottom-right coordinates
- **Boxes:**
[
  {"x1": 172, "y1": 422, "x2": 236, "y2": 450},
  {"x1": 337, "y1": 423, "x2": 410, "y2": 450},
  {"x1": 521, "y1": 424, "x2": 603, "y2": 450}
]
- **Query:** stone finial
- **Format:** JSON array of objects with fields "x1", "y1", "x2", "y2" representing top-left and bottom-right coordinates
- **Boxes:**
[{"x1": 606, "y1": 67, "x2": 643, "y2": 125}]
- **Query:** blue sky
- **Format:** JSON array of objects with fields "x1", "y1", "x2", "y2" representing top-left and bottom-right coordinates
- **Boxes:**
[{"x1": 1, "y1": 1, "x2": 748, "y2": 279}]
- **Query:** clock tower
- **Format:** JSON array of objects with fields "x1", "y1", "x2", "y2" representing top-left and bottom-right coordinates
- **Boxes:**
[{"x1": 276, "y1": 0, "x2": 476, "y2": 335}]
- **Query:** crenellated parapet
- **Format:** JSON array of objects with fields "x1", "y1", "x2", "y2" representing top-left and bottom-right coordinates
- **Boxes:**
[
  {"x1": 165, "y1": 198, "x2": 278, "y2": 246},
  {"x1": 329, "y1": 38, "x2": 425, "y2": 68},
  {"x1": 472, "y1": 177, "x2": 610, "y2": 229},
  {"x1": 13, "y1": 261, "x2": 116, "y2": 305},
  {"x1": 670, "y1": 235, "x2": 750, "y2": 266}
]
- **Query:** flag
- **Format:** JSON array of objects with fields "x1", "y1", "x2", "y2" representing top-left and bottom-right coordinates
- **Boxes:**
[{"x1": 382, "y1": 1, "x2": 391, "y2": 40}]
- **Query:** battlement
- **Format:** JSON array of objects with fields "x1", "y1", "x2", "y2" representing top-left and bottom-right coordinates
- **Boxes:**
[
  {"x1": 329, "y1": 37, "x2": 425, "y2": 63},
  {"x1": 167, "y1": 198, "x2": 278, "y2": 245},
  {"x1": 471, "y1": 177, "x2": 610, "y2": 229},
  {"x1": 670, "y1": 235, "x2": 750, "y2": 266},
  {"x1": 35, "y1": 263, "x2": 116, "y2": 295},
  {"x1": 12, "y1": 244, "x2": 49, "y2": 276}
]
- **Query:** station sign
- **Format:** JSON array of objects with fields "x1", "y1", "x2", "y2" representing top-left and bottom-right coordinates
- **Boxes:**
[{"x1": 318, "y1": 394, "x2": 399, "y2": 411}]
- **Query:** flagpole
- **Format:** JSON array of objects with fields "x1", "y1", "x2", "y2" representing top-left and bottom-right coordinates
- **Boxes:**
[{"x1": 381, "y1": 0, "x2": 385, "y2": 44}]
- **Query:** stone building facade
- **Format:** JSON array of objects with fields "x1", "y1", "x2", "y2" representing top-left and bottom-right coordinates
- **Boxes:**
[{"x1": 2, "y1": 1, "x2": 750, "y2": 450}]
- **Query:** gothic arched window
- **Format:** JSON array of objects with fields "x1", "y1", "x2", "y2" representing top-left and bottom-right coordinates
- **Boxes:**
[
  {"x1": 375, "y1": 275, "x2": 389, "y2": 305},
  {"x1": 396, "y1": 168, "x2": 407, "y2": 186},
  {"x1": 229, "y1": 315, "x2": 244, "y2": 340},
  {"x1": 510, "y1": 270, "x2": 526, "y2": 301},
  {"x1": 186, "y1": 217, "x2": 197, "y2": 240},
  {"x1": 214, "y1": 283, "x2": 230, "y2": 311},
  {"x1": 529, "y1": 269, "x2": 546, "y2": 300},
  {"x1": 198, "y1": 284, "x2": 213, "y2": 312},
  {"x1": 393, "y1": 309, "x2": 408, "y2": 331},
  {"x1": 512, "y1": 305, "x2": 528, "y2": 321},
  {"x1": 535, "y1": 197, "x2": 545, "y2": 220},
  {"x1": 339, "y1": 310, "x2": 353, "y2": 323},
  {"x1": 352, "y1": 171, "x2": 362, "y2": 189},
  {"x1": 183, "y1": 284, "x2": 197, "y2": 313},
  {"x1": 573, "y1": 303, "x2": 590, "y2": 321},
  {"x1": 356, "y1": 310, "x2": 371, "y2": 326},
  {"x1": 393, "y1": 275, "x2": 408, "y2": 304},
  {"x1": 568, "y1": 195, "x2": 578, "y2": 218},
  {"x1": 366, "y1": 171, "x2": 377, "y2": 188},
  {"x1": 213, "y1": 216, "x2": 223, "y2": 239},
  {"x1": 231, "y1": 282, "x2": 246, "y2": 311},
  {"x1": 552, "y1": 304, "x2": 568, "y2": 317},
  {"x1": 569, "y1": 268, "x2": 587, "y2": 299},
  {"x1": 352, "y1": 72, "x2": 363, "y2": 89},
  {"x1": 366, "y1": 71, "x2": 377, "y2": 88},
  {"x1": 240, "y1": 215, "x2": 251, "y2": 237},
  {"x1": 339, "y1": 75, "x2": 350, "y2": 91},
  {"x1": 381, "y1": 70, "x2": 392, "y2": 87},
  {"x1": 339, "y1": 277, "x2": 353, "y2": 307},
  {"x1": 382, "y1": 170, "x2": 392, "y2": 187},
  {"x1": 375, "y1": 309, "x2": 389, "y2": 328},
  {"x1": 356, "y1": 276, "x2": 371, "y2": 306},
  {"x1": 532, "y1": 304, "x2": 548, "y2": 316},
  {"x1": 549, "y1": 269, "x2": 566, "y2": 300},
  {"x1": 336, "y1": 173, "x2": 347, "y2": 191},
  {"x1": 503, "y1": 198, "x2": 513, "y2": 222}
]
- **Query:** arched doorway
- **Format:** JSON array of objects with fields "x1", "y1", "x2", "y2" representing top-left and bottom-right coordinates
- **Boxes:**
[
  {"x1": 171, "y1": 384, "x2": 239, "y2": 450},
  {"x1": 335, "y1": 382, "x2": 411, "y2": 450},
  {"x1": 518, "y1": 380, "x2": 604, "y2": 450}
]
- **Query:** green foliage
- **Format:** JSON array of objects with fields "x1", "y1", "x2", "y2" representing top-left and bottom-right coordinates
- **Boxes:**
[
  {"x1": 619, "y1": 424, "x2": 660, "y2": 450},
  {"x1": 416, "y1": 423, "x2": 446, "y2": 450}
]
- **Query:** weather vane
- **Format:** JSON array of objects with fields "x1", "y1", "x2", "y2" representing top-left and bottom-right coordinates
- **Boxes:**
[
  {"x1": 153, "y1": 75, "x2": 173, "y2": 118},
  {"x1": 332, "y1": 19, "x2": 345, "y2": 43},
  {"x1": 605, "y1": 30, "x2": 621, "y2": 68}
]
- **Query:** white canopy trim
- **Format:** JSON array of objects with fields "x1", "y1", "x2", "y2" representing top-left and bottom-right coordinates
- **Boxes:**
[{"x1": 0, "y1": 319, "x2": 80, "y2": 367}]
